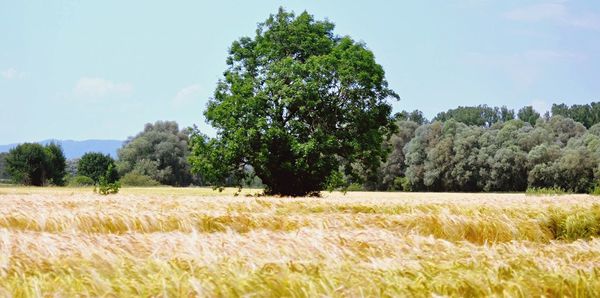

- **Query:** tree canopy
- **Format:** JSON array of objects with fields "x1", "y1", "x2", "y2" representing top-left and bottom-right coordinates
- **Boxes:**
[
  {"x1": 433, "y1": 105, "x2": 515, "y2": 127},
  {"x1": 517, "y1": 106, "x2": 541, "y2": 126},
  {"x1": 393, "y1": 110, "x2": 428, "y2": 125},
  {"x1": 5, "y1": 143, "x2": 67, "y2": 186},
  {"x1": 78, "y1": 152, "x2": 119, "y2": 183},
  {"x1": 189, "y1": 8, "x2": 398, "y2": 196},
  {"x1": 551, "y1": 102, "x2": 600, "y2": 128},
  {"x1": 117, "y1": 121, "x2": 192, "y2": 186},
  {"x1": 397, "y1": 116, "x2": 599, "y2": 193},
  {"x1": 0, "y1": 153, "x2": 9, "y2": 180}
]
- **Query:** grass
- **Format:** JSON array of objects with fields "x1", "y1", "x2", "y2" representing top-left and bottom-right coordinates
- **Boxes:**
[
  {"x1": 0, "y1": 188, "x2": 600, "y2": 296},
  {"x1": 526, "y1": 186, "x2": 568, "y2": 196}
]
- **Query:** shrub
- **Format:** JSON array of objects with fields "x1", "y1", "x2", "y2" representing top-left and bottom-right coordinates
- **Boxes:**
[
  {"x1": 525, "y1": 187, "x2": 567, "y2": 196},
  {"x1": 591, "y1": 183, "x2": 600, "y2": 195},
  {"x1": 392, "y1": 177, "x2": 412, "y2": 192},
  {"x1": 96, "y1": 176, "x2": 120, "y2": 195},
  {"x1": 120, "y1": 173, "x2": 160, "y2": 186},
  {"x1": 94, "y1": 164, "x2": 121, "y2": 195},
  {"x1": 68, "y1": 175, "x2": 95, "y2": 187},
  {"x1": 346, "y1": 183, "x2": 364, "y2": 192}
]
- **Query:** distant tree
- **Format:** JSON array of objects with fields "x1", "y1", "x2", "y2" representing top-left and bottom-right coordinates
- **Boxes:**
[
  {"x1": 551, "y1": 102, "x2": 600, "y2": 128},
  {"x1": 117, "y1": 121, "x2": 192, "y2": 186},
  {"x1": 404, "y1": 122, "x2": 444, "y2": 191},
  {"x1": 433, "y1": 105, "x2": 514, "y2": 127},
  {"x1": 499, "y1": 106, "x2": 516, "y2": 123},
  {"x1": 397, "y1": 113, "x2": 600, "y2": 193},
  {"x1": 517, "y1": 106, "x2": 541, "y2": 126},
  {"x1": 589, "y1": 123, "x2": 600, "y2": 137},
  {"x1": 487, "y1": 145, "x2": 528, "y2": 191},
  {"x1": 542, "y1": 115, "x2": 586, "y2": 146},
  {"x1": 189, "y1": 8, "x2": 398, "y2": 196},
  {"x1": 0, "y1": 152, "x2": 8, "y2": 180},
  {"x1": 5, "y1": 143, "x2": 66, "y2": 186},
  {"x1": 394, "y1": 110, "x2": 427, "y2": 125},
  {"x1": 380, "y1": 120, "x2": 419, "y2": 189},
  {"x1": 45, "y1": 142, "x2": 67, "y2": 186},
  {"x1": 78, "y1": 152, "x2": 119, "y2": 183},
  {"x1": 448, "y1": 125, "x2": 485, "y2": 191},
  {"x1": 66, "y1": 158, "x2": 79, "y2": 176}
]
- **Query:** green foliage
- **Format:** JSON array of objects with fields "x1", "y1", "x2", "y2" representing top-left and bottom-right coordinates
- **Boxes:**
[
  {"x1": 117, "y1": 121, "x2": 193, "y2": 186},
  {"x1": 345, "y1": 183, "x2": 364, "y2": 192},
  {"x1": 45, "y1": 143, "x2": 67, "y2": 186},
  {"x1": 393, "y1": 110, "x2": 427, "y2": 125},
  {"x1": 525, "y1": 187, "x2": 566, "y2": 196},
  {"x1": 78, "y1": 152, "x2": 118, "y2": 183},
  {"x1": 119, "y1": 173, "x2": 161, "y2": 186},
  {"x1": 391, "y1": 177, "x2": 411, "y2": 191},
  {"x1": 95, "y1": 165, "x2": 121, "y2": 195},
  {"x1": 400, "y1": 115, "x2": 600, "y2": 193},
  {"x1": 4, "y1": 143, "x2": 67, "y2": 186},
  {"x1": 96, "y1": 177, "x2": 121, "y2": 195},
  {"x1": 591, "y1": 182, "x2": 600, "y2": 195},
  {"x1": 67, "y1": 175, "x2": 95, "y2": 187},
  {"x1": 551, "y1": 102, "x2": 600, "y2": 128},
  {"x1": 547, "y1": 210, "x2": 600, "y2": 240},
  {"x1": 190, "y1": 8, "x2": 398, "y2": 196},
  {"x1": 0, "y1": 152, "x2": 8, "y2": 180},
  {"x1": 517, "y1": 106, "x2": 541, "y2": 126},
  {"x1": 433, "y1": 105, "x2": 514, "y2": 127},
  {"x1": 379, "y1": 121, "x2": 419, "y2": 190}
]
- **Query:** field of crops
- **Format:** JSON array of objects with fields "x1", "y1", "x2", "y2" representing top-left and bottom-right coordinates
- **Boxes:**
[{"x1": 1, "y1": 187, "x2": 600, "y2": 297}]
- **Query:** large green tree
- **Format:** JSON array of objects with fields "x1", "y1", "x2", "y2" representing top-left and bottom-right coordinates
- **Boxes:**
[
  {"x1": 117, "y1": 121, "x2": 192, "y2": 186},
  {"x1": 190, "y1": 8, "x2": 398, "y2": 196},
  {"x1": 5, "y1": 143, "x2": 66, "y2": 186}
]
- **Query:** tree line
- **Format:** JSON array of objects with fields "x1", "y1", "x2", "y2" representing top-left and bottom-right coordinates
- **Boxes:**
[
  {"x1": 1, "y1": 104, "x2": 597, "y2": 193},
  {"x1": 1, "y1": 121, "x2": 197, "y2": 187},
  {"x1": 372, "y1": 103, "x2": 600, "y2": 193}
]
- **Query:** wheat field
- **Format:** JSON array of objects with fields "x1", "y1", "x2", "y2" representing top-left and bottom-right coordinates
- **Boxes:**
[{"x1": 0, "y1": 187, "x2": 600, "y2": 297}]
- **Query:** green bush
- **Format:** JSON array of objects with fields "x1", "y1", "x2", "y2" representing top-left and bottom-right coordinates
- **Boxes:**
[
  {"x1": 120, "y1": 173, "x2": 160, "y2": 186},
  {"x1": 525, "y1": 187, "x2": 567, "y2": 196},
  {"x1": 94, "y1": 164, "x2": 121, "y2": 195},
  {"x1": 96, "y1": 176, "x2": 120, "y2": 195},
  {"x1": 68, "y1": 175, "x2": 95, "y2": 187},
  {"x1": 346, "y1": 183, "x2": 364, "y2": 192},
  {"x1": 392, "y1": 177, "x2": 412, "y2": 192}
]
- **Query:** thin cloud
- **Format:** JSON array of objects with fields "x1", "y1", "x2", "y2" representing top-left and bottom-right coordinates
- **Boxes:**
[
  {"x1": 1, "y1": 68, "x2": 24, "y2": 80},
  {"x1": 467, "y1": 50, "x2": 585, "y2": 87},
  {"x1": 73, "y1": 77, "x2": 133, "y2": 99},
  {"x1": 173, "y1": 84, "x2": 204, "y2": 107},
  {"x1": 531, "y1": 99, "x2": 550, "y2": 114},
  {"x1": 505, "y1": 2, "x2": 600, "y2": 30}
]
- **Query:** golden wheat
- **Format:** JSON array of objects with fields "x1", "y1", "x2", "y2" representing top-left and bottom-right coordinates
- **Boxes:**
[{"x1": 0, "y1": 187, "x2": 599, "y2": 297}]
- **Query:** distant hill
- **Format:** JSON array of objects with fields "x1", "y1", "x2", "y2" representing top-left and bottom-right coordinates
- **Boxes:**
[{"x1": 0, "y1": 139, "x2": 124, "y2": 159}]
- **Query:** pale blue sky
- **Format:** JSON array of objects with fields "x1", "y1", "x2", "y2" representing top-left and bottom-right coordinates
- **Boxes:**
[{"x1": 1, "y1": 1, "x2": 599, "y2": 143}]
